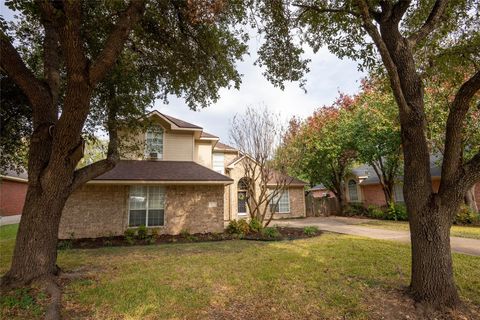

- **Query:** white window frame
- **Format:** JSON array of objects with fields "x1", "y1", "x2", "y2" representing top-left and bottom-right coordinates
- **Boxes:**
[
  {"x1": 128, "y1": 186, "x2": 165, "y2": 227},
  {"x1": 145, "y1": 126, "x2": 164, "y2": 160},
  {"x1": 394, "y1": 183, "x2": 404, "y2": 203},
  {"x1": 270, "y1": 189, "x2": 290, "y2": 213},
  {"x1": 348, "y1": 179, "x2": 359, "y2": 202},
  {"x1": 212, "y1": 152, "x2": 225, "y2": 174}
]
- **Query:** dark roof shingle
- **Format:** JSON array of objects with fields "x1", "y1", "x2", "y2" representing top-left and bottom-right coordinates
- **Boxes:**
[
  {"x1": 94, "y1": 160, "x2": 232, "y2": 182},
  {"x1": 159, "y1": 112, "x2": 202, "y2": 129}
]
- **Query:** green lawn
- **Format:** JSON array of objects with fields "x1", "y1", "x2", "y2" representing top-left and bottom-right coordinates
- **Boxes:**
[
  {"x1": 1, "y1": 224, "x2": 479, "y2": 319},
  {"x1": 358, "y1": 220, "x2": 480, "y2": 240}
]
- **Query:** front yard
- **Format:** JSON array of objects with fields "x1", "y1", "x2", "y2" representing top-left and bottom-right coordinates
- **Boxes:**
[
  {"x1": 357, "y1": 220, "x2": 480, "y2": 240},
  {"x1": 1, "y1": 224, "x2": 480, "y2": 319}
]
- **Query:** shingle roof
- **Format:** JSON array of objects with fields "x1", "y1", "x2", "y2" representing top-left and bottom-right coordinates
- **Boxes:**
[
  {"x1": 200, "y1": 131, "x2": 219, "y2": 139},
  {"x1": 94, "y1": 160, "x2": 233, "y2": 183},
  {"x1": 146, "y1": 111, "x2": 202, "y2": 129},
  {"x1": 215, "y1": 142, "x2": 237, "y2": 152},
  {"x1": 309, "y1": 184, "x2": 327, "y2": 191},
  {"x1": 0, "y1": 168, "x2": 28, "y2": 181}
]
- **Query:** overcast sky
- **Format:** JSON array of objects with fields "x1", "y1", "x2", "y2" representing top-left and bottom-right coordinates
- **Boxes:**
[{"x1": 1, "y1": 2, "x2": 365, "y2": 143}]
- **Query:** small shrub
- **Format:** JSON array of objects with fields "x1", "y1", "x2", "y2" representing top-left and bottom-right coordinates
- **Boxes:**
[
  {"x1": 249, "y1": 218, "x2": 263, "y2": 232},
  {"x1": 385, "y1": 203, "x2": 408, "y2": 221},
  {"x1": 137, "y1": 225, "x2": 148, "y2": 240},
  {"x1": 124, "y1": 229, "x2": 136, "y2": 245},
  {"x1": 226, "y1": 219, "x2": 250, "y2": 235},
  {"x1": 454, "y1": 205, "x2": 480, "y2": 225},
  {"x1": 261, "y1": 227, "x2": 281, "y2": 239},
  {"x1": 367, "y1": 205, "x2": 386, "y2": 219},
  {"x1": 344, "y1": 203, "x2": 369, "y2": 216},
  {"x1": 303, "y1": 226, "x2": 319, "y2": 236}
]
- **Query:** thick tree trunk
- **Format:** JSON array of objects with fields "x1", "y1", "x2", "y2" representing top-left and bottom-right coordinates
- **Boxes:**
[
  {"x1": 408, "y1": 204, "x2": 460, "y2": 308},
  {"x1": 465, "y1": 186, "x2": 478, "y2": 213},
  {"x1": 2, "y1": 184, "x2": 70, "y2": 285}
]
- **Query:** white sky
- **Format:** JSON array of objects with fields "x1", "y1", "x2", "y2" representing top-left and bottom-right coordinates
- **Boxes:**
[{"x1": 1, "y1": 2, "x2": 365, "y2": 143}]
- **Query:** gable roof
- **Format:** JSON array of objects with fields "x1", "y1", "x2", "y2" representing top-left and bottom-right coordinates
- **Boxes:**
[
  {"x1": 92, "y1": 160, "x2": 233, "y2": 184},
  {"x1": 146, "y1": 110, "x2": 202, "y2": 130}
]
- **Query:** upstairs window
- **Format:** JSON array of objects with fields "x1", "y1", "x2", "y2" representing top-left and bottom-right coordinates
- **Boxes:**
[
  {"x1": 145, "y1": 127, "x2": 163, "y2": 159},
  {"x1": 213, "y1": 153, "x2": 225, "y2": 174},
  {"x1": 348, "y1": 179, "x2": 359, "y2": 202},
  {"x1": 270, "y1": 190, "x2": 290, "y2": 213}
]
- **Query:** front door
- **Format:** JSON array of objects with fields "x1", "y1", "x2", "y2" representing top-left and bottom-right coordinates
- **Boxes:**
[{"x1": 238, "y1": 191, "x2": 247, "y2": 215}]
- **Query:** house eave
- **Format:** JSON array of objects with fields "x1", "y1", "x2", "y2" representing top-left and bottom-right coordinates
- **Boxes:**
[{"x1": 88, "y1": 180, "x2": 233, "y2": 186}]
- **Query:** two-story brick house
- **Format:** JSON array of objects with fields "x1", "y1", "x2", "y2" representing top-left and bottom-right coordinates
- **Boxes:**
[{"x1": 59, "y1": 111, "x2": 307, "y2": 239}]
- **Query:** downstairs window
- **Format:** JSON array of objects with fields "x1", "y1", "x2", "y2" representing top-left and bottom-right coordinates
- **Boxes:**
[{"x1": 129, "y1": 186, "x2": 165, "y2": 227}]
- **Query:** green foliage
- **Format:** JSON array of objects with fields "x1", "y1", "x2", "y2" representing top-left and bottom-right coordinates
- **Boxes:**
[
  {"x1": 137, "y1": 225, "x2": 148, "y2": 240},
  {"x1": 385, "y1": 203, "x2": 408, "y2": 221},
  {"x1": 0, "y1": 74, "x2": 31, "y2": 173},
  {"x1": 344, "y1": 203, "x2": 369, "y2": 217},
  {"x1": 303, "y1": 226, "x2": 319, "y2": 236},
  {"x1": 124, "y1": 229, "x2": 136, "y2": 245},
  {"x1": 226, "y1": 219, "x2": 250, "y2": 235},
  {"x1": 249, "y1": 218, "x2": 263, "y2": 232},
  {"x1": 454, "y1": 206, "x2": 480, "y2": 225},
  {"x1": 277, "y1": 94, "x2": 357, "y2": 201},
  {"x1": 367, "y1": 205, "x2": 386, "y2": 220},
  {"x1": 261, "y1": 227, "x2": 281, "y2": 239}
]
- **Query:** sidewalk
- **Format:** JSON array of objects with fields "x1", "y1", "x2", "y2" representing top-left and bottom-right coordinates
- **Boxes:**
[
  {"x1": 0, "y1": 214, "x2": 21, "y2": 226},
  {"x1": 274, "y1": 216, "x2": 480, "y2": 256}
]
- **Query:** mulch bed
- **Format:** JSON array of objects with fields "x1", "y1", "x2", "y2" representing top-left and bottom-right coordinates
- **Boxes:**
[{"x1": 59, "y1": 227, "x2": 322, "y2": 250}]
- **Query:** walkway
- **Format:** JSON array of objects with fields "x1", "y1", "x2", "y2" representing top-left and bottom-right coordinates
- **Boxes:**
[
  {"x1": 274, "y1": 216, "x2": 480, "y2": 256},
  {"x1": 0, "y1": 214, "x2": 21, "y2": 226}
]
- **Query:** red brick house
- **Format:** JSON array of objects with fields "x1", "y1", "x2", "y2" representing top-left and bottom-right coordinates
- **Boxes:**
[
  {"x1": 309, "y1": 163, "x2": 480, "y2": 209},
  {"x1": 0, "y1": 170, "x2": 28, "y2": 216}
]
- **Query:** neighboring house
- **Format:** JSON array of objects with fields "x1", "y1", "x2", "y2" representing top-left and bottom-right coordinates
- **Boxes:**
[
  {"x1": 309, "y1": 162, "x2": 480, "y2": 209},
  {"x1": 0, "y1": 169, "x2": 28, "y2": 216},
  {"x1": 59, "y1": 111, "x2": 306, "y2": 239}
]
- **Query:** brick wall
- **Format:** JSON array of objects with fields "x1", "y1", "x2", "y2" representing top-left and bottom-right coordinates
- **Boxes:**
[
  {"x1": 59, "y1": 185, "x2": 129, "y2": 239},
  {"x1": 361, "y1": 184, "x2": 386, "y2": 207},
  {"x1": 59, "y1": 184, "x2": 225, "y2": 239},
  {"x1": 272, "y1": 186, "x2": 306, "y2": 219},
  {"x1": 164, "y1": 185, "x2": 224, "y2": 234},
  {"x1": 0, "y1": 180, "x2": 28, "y2": 216}
]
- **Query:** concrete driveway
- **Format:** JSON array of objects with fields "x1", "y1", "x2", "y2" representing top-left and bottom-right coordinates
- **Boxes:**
[{"x1": 274, "y1": 216, "x2": 480, "y2": 256}]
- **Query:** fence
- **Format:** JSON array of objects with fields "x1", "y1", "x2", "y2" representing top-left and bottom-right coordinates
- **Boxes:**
[{"x1": 305, "y1": 193, "x2": 339, "y2": 217}]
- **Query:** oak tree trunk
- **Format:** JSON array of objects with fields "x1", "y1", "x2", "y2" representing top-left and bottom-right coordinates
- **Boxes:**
[
  {"x1": 408, "y1": 205, "x2": 460, "y2": 307},
  {"x1": 3, "y1": 185, "x2": 70, "y2": 284}
]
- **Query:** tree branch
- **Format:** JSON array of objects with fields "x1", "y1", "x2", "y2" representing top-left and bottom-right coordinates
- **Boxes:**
[
  {"x1": 354, "y1": 0, "x2": 410, "y2": 114},
  {"x1": 71, "y1": 98, "x2": 120, "y2": 191},
  {"x1": 293, "y1": 3, "x2": 358, "y2": 17},
  {"x1": 408, "y1": 0, "x2": 448, "y2": 46},
  {"x1": 89, "y1": 0, "x2": 146, "y2": 85},
  {"x1": 440, "y1": 70, "x2": 480, "y2": 188}
]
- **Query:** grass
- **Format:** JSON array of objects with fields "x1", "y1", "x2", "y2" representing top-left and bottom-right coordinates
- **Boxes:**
[
  {"x1": 1, "y1": 224, "x2": 480, "y2": 319},
  {"x1": 358, "y1": 220, "x2": 480, "y2": 240}
]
